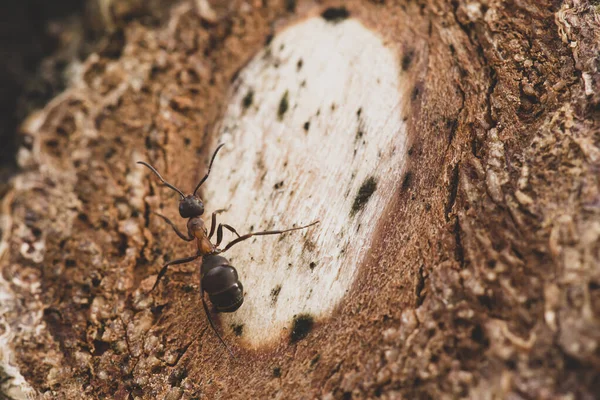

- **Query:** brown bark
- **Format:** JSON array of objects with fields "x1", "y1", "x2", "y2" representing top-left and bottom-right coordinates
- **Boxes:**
[{"x1": 1, "y1": 0, "x2": 599, "y2": 399}]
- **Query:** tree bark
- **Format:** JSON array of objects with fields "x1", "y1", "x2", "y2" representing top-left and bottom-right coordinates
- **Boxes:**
[{"x1": 1, "y1": 0, "x2": 599, "y2": 399}]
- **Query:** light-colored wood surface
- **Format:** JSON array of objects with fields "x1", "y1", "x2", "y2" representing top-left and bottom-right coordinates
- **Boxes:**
[{"x1": 207, "y1": 16, "x2": 408, "y2": 347}]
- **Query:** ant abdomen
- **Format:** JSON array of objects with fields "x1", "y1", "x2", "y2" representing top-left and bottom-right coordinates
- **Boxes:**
[{"x1": 201, "y1": 255, "x2": 244, "y2": 312}]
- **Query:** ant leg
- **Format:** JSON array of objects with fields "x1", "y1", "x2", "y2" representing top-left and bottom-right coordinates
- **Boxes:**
[
  {"x1": 153, "y1": 212, "x2": 193, "y2": 241},
  {"x1": 200, "y1": 285, "x2": 234, "y2": 357},
  {"x1": 216, "y1": 224, "x2": 241, "y2": 247},
  {"x1": 219, "y1": 221, "x2": 319, "y2": 253},
  {"x1": 151, "y1": 253, "x2": 201, "y2": 291},
  {"x1": 208, "y1": 208, "x2": 229, "y2": 240}
]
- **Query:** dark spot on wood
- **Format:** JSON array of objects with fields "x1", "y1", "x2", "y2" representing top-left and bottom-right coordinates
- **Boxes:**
[
  {"x1": 45, "y1": 139, "x2": 59, "y2": 149},
  {"x1": 321, "y1": 7, "x2": 350, "y2": 22},
  {"x1": 445, "y1": 164, "x2": 460, "y2": 221},
  {"x1": 99, "y1": 30, "x2": 125, "y2": 59},
  {"x1": 402, "y1": 50, "x2": 414, "y2": 71},
  {"x1": 168, "y1": 367, "x2": 187, "y2": 386},
  {"x1": 453, "y1": 217, "x2": 464, "y2": 266},
  {"x1": 77, "y1": 213, "x2": 89, "y2": 223},
  {"x1": 92, "y1": 340, "x2": 110, "y2": 356},
  {"x1": 356, "y1": 107, "x2": 362, "y2": 117},
  {"x1": 310, "y1": 354, "x2": 321, "y2": 367},
  {"x1": 231, "y1": 323, "x2": 244, "y2": 336},
  {"x1": 274, "y1": 180, "x2": 284, "y2": 190},
  {"x1": 471, "y1": 136, "x2": 480, "y2": 157},
  {"x1": 104, "y1": 148, "x2": 116, "y2": 160},
  {"x1": 270, "y1": 285, "x2": 282, "y2": 305},
  {"x1": 355, "y1": 127, "x2": 364, "y2": 140},
  {"x1": 471, "y1": 324, "x2": 488, "y2": 346},
  {"x1": 273, "y1": 367, "x2": 282, "y2": 377},
  {"x1": 303, "y1": 121, "x2": 310, "y2": 131},
  {"x1": 297, "y1": 58, "x2": 303, "y2": 70},
  {"x1": 183, "y1": 137, "x2": 191, "y2": 147},
  {"x1": 242, "y1": 89, "x2": 254, "y2": 109},
  {"x1": 412, "y1": 85, "x2": 421, "y2": 101},
  {"x1": 331, "y1": 103, "x2": 336, "y2": 111},
  {"x1": 285, "y1": 0, "x2": 296, "y2": 12},
  {"x1": 300, "y1": 80, "x2": 307, "y2": 87},
  {"x1": 151, "y1": 364, "x2": 164, "y2": 374},
  {"x1": 290, "y1": 314, "x2": 314, "y2": 343},
  {"x1": 265, "y1": 34, "x2": 273, "y2": 45},
  {"x1": 402, "y1": 171, "x2": 413, "y2": 191},
  {"x1": 309, "y1": 262, "x2": 317, "y2": 270},
  {"x1": 278, "y1": 90, "x2": 289, "y2": 120},
  {"x1": 351, "y1": 177, "x2": 377, "y2": 215},
  {"x1": 316, "y1": 108, "x2": 321, "y2": 116},
  {"x1": 416, "y1": 265, "x2": 425, "y2": 306},
  {"x1": 407, "y1": 146, "x2": 414, "y2": 156},
  {"x1": 117, "y1": 233, "x2": 128, "y2": 256},
  {"x1": 447, "y1": 117, "x2": 458, "y2": 144}
]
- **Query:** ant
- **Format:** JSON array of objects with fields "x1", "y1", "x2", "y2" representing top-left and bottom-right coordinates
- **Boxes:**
[{"x1": 138, "y1": 144, "x2": 318, "y2": 355}]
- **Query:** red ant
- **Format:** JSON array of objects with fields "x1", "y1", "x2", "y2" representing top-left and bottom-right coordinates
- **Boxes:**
[{"x1": 138, "y1": 144, "x2": 318, "y2": 354}]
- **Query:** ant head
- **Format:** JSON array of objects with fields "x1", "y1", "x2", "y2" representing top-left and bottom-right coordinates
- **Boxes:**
[
  {"x1": 179, "y1": 195, "x2": 205, "y2": 218},
  {"x1": 138, "y1": 143, "x2": 225, "y2": 219}
]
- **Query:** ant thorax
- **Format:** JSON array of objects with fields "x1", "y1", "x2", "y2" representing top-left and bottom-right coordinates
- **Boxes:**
[{"x1": 187, "y1": 217, "x2": 214, "y2": 254}]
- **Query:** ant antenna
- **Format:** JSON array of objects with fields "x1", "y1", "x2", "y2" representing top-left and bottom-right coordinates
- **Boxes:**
[
  {"x1": 193, "y1": 143, "x2": 225, "y2": 195},
  {"x1": 200, "y1": 286, "x2": 234, "y2": 357},
  {"x1": 219, "y1": 221, "x2": 320, "y2": 253},
  {"x1": 137, "y1": 161, "x2": 186, "y2": 198}
]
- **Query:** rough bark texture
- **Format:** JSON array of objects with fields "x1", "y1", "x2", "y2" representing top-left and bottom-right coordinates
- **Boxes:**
[{"x1": 1, "y1": 0, "x2": 599, "y2": 399}]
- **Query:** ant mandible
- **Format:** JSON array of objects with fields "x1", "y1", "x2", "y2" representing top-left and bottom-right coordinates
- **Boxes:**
[{"x1": 137, "y1": 144, "x2": 318, "y2": 354}]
